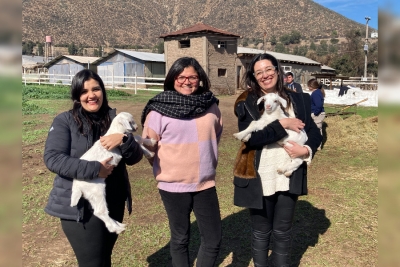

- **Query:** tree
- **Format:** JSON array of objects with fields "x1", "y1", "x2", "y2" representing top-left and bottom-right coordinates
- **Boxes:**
[
  {"x1": 309, "y1": 41, "x2": 316, "y2": 51},
  {"x1": 317, "y1": 40, "x2": 328, "y2": 56},
  {"x1": 153, "y1": 41, "x2": 164, "y2": 53},
  {"x1": 279, "y1": 34, "x2": 290, "y2": 45},
  {"x1": 37, "y1": 42, "x2": 44, "y2": 56},
  {"x1": 270, "y1": 35, "x2": 277, "y2": 46},
  {"x1": 328, "y1": 44, "x2": 337, "y2": 54},
  {"x1": 22, "y1": 41, "x2": 34, "y2": 55},
  {"x1": 68, "y1": 42, "x2": 78, "y2": 55},
  {"x1": 242, "y1": 38, "x2": 249, "y2": 47},
  {"x1": 298, "y1": 45, "x2": 308, "y2": 56},
  {"x1": 293, "y1": 46, "x2": 299, "y2": 55},
  {"x1": 274, "y1": 43, "x2": 286, "y2": 53},
  {"x1": 330, "y1": 38, "x2": 339, "y2": 44},
  {"x1": 289, "y1": 30, "x2": 301, "y2": 44}
]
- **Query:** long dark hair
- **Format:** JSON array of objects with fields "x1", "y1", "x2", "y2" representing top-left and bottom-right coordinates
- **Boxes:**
[
  {"x1": 307, "y1": 78, "x2": 325, "y2": 98},
  {"x1": 164, "y1": 57, "x2": 211, "y2": 95},
  {"x1": 241, "y1": 53, "x2": 291, "y2": 108},
  {"x1": 70, "y1": 69, "x2": 111, "y2": 135}
]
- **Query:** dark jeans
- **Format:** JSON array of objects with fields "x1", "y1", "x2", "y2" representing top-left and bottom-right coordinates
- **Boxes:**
[
  {"x1": 249, "y1": 191, "x2": 298, "y2": 267},
  {"x1": 60, "y1": 201, "x2": 125, "y2": 267},
  {"x1": 159, "y1": 187, "x2": 222, "y2": 267}
]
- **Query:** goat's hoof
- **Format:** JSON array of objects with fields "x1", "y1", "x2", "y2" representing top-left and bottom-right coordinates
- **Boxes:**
[
  {"x1": 150, "y1": 139, "x2": 157, "y2": 146},
  {"x1": 284, "y1": 171, "x2": 293, "y2": 177},
  {"x1": 242, "y1": 134, "x2": 251, "y2": 142},
  {"x1": 145, "y1": 152, "x2": 155, "y2": 159}
]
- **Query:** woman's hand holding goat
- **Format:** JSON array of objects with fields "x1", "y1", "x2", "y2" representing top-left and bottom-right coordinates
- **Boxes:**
[
  {"x1": 98, "y1": 156, "x2": 115, "y2": 178},
  {"x1": 282, "y1": 140, "x2": 309, "y2": 159},
  {"x1": 279, "y1": 118, "x2": 304, "y2": 133},
  {"x1": 100, "y1": 133, "x2": 125, "y2": 150}
]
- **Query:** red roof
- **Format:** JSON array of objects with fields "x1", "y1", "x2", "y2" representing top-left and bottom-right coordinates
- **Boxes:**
[{"x1": 160, "y1": 22, "x2": 240, "y2": 38}]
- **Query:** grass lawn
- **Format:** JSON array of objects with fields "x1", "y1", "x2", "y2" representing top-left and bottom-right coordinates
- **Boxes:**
[{"x1": 22, "y1": 85, "x2": 378, "y2": 266}]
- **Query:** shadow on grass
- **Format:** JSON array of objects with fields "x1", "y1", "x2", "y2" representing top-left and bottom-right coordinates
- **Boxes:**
[
  {"x1": 146, "y1": 209, "x2": 252, "y2": 267},
  {"x1": 291, "y1": 200, "x2": 331, "y2": 266},
  {"x1": 147, "y1": 201, "x2": 330, "y2": 267},
  {"x1": 321, "y1": 121, "x2": 328, "y2": 149}
]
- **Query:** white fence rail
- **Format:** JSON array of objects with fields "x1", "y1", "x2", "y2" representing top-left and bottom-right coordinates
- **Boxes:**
[
  {"x1": 22, "y1": 72, "x2": 165, "y2": 94},
  {"x1": 320, "y1": 77, "x2": 378, "y2": 90}
]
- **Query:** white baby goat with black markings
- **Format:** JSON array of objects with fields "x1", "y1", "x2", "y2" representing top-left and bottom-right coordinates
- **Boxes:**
[
  {"x1": 233, "y1": 93, "x2": 308, "y2": 176},
  {"x1": 70, "y1": 112, "x2": 156, "y2": 234}
]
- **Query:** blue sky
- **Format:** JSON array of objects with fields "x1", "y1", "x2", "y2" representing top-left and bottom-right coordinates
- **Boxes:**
[{"x1": 313, "y1": 0, "x2": 379, "y2": 30}]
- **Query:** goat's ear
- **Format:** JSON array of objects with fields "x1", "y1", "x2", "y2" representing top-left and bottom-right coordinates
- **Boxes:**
[
  {"x1": 256, "y1": 96, "x2": 266, "y2": 105},
  {"x1": 278, "y1": 96, "x2": 287, "y2": 108}
]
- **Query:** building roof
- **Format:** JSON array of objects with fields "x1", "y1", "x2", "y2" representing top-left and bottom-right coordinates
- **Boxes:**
[
  {"x1": 92, "y1": 49, "x2": 165, "y2": 65},
  {"x1": 44, "y1": 55, "x2": 100, "y2": 67},
  {"x1": 321, "y1": 65, "x2": 335, "y2": 71},
  {"x1": 22, "y1": 55, "x2": 45, "y2": 64},
  {"x1": 237, "y1": 47, "x2": 321, "y2": 66},
  {"x1": 115, "y1": 49, "x2": 165, "y2": 62},
  {"x1": 160, "y1": 22, "x2": 240, "y2": 38}
]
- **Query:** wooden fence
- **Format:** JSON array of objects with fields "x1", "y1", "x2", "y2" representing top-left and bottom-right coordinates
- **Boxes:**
[{"x1": 22, "y1": 72, "x2": 165, "y2": 94}]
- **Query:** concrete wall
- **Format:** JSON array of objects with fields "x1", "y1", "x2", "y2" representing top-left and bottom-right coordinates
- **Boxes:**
[
  {"x1": 164, "y1": 34, "x2": 239, "y2": 95},
  {"x1": 164, "y1": 35, "x2": 205, "y2": 73},
  {"x1": 206, "y1": 36, "x2": 238, "y2": 95}
]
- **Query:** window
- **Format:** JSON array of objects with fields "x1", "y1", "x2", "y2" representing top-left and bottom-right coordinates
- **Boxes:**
[
  {"x1": 218, "y1": 68, "x2": 227, "y2": 77},
  {"x1": 217, "y1": 41, "x2": 226, "y2": 49},
  {"x1": 282, "y1": 65, "x2": 292, "y2": 72},
  {"x1": 179, "y1": 40, "x2": 190, "y2": 48}
]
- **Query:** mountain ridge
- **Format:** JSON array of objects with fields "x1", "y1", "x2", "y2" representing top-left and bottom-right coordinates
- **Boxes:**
[{"x1": 22, "y1": 0, "x2": 371, "y2": 47}]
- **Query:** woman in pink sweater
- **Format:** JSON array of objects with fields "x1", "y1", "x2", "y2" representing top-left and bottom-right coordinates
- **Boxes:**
[{"x1": 141, "y1": 57, "x2": 223, "y2": 267}]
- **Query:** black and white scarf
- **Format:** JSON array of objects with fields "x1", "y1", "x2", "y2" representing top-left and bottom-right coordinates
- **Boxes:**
[{"x1": 141, "y1": 90, "x2": 219, "y2": 126}]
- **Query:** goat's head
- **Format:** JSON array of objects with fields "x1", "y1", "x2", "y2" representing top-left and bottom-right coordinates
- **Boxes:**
[
  {"x1": 256, "y1": 93, "x2": 287, "y2": 114},
  {"x1": 112, "y1": 112, "x2": 138, "y2": 133}
]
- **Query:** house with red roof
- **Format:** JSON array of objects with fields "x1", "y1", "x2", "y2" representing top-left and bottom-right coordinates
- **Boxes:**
[{"x1": 160, "y1": 22, "x2": 241, "y2": 94}]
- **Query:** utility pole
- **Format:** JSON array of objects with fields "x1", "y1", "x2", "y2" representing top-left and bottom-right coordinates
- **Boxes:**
[
  {"x1": 263, "y1": 32, "x2": 267, "y2": 52},
  {"x1": 363, "y1": 17, "x2": 371, "y2": 80}
]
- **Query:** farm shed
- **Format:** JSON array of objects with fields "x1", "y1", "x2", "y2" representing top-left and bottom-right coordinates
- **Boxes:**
[
  {"x1": 161, "y1": 22, "x2": 241, "y2": 95},
  {"x1": 44, "y1": 55, "x2": 99, "y2": 84},
  {"x1": 236, "y1": 47, "x2": 322, "y2": 89},
  {"x1": 22, "y1": 55, "x2": 46, "y2": 73},
  {"x1": 92, "y1": 49, "x2": 165, "y2": 86},
  {"x1": 321, "y1": 65, "x2": 336, "y2": 74}
]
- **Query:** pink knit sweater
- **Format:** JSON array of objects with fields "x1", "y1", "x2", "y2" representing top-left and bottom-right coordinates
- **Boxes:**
[{"x1": 142, "y1": 103, "x2": 223, "y2": 192}]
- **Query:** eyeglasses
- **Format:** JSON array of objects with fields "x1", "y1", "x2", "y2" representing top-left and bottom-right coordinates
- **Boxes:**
[
  {"x1": 253, "y1": 66, "x2": 277, "y2": 79},
  {"x1": 176, "y1": 76, "x2": 199, "y2": 84}
]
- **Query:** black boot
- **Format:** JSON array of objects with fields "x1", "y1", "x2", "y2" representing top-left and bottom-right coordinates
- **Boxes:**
[
  {"x1": 252, "y1": 229, "x2": 272, "y2": 267},
  {"x1": 270, "y1": 229, "x2": 292, "y2": 267}
]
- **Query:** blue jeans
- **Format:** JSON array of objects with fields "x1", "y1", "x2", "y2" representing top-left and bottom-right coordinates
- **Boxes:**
[{"x1": 159, "y1": 187, "x2": 222, "y2": 267}]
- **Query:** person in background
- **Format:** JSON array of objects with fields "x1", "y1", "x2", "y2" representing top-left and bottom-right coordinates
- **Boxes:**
[
  {"x1": 282, "y1": 72, "x2": 288, "y2": 85},
  {"x1": 308, "y1": 78, "x2": 326, "y2": 150},
  {"x1": 286, "y1": 71, "x2": 303, "y2": 93},
  {"x1": 43, "y1": 69, "x2": 143, "y2": 267},
  {"x1": 141, "y1": 57, "x2": 223, "y2": 267},
  {"x1": 233, "y1": 53, "x2": 321, "y2": 267}
]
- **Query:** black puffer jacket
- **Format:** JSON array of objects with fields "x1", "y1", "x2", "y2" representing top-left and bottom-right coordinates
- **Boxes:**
[{"x1": 44, "y1": 108, "x2": 143, "y2": 221}]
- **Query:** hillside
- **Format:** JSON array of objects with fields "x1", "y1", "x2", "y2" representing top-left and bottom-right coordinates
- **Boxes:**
[{"x1": 22, "y1": 0, "x2": 370, "y2": 48}]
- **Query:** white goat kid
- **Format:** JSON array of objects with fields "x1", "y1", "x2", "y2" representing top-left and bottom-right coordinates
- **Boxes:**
[
  {"x1": 70, "y1": 112, "x2": 156, "y2": 234},
  {"x1": 233, "y1": 93, "x2": 308, "y2": 177}
]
